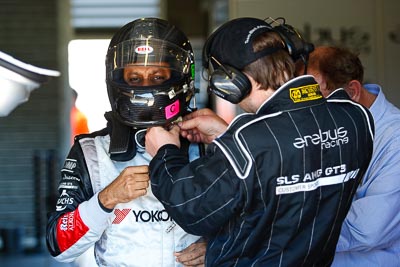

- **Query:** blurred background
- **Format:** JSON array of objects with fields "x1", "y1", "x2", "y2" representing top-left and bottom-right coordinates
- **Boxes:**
[{"x1": 0, "y1": 0, "x2": 399, "y2": 266}]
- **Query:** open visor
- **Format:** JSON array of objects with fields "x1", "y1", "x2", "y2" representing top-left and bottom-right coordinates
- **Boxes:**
[{"x1": 107, "y1": 38, "x2": 192, "y2": 80}]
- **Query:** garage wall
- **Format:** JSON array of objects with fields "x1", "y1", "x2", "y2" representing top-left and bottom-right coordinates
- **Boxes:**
[{"x1": 229, "y1": 0, "x2": 400, "y2": 106}]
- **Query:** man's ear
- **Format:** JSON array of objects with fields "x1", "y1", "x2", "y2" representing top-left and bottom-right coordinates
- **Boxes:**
[{"x1": 345, "y1": 80, "x2": 362, "y2": 102}]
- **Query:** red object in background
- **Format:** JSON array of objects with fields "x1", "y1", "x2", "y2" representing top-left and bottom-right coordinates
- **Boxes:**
[
  {"x1": 70, "y1": 89, "x2": 89, "y2": 144},
  {"x1": 70, "y1": 105, "x2": 89, "y2": 142}
]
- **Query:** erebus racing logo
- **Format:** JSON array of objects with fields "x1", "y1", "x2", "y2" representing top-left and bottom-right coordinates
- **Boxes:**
[{"x1": 293, "y1": 127, "x2": 349, "y2": 149}]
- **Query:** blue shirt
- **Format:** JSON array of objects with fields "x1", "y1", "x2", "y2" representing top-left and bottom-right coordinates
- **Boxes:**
[{"x1": 332, "y1": 84, "x2": 400, "y2": 266}]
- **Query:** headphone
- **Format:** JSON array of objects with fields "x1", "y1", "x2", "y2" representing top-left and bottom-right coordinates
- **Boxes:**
[
  {"x1": 203, "y1": 18, "x2": 314, "y2": 104},
  {"x1": 206, "y1": 56, "x2": 252, "y2": 104}
]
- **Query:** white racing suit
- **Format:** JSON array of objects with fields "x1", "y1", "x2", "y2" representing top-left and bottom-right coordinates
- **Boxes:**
[{"x1": 46, "y1": 130, "x2": 202, "y2": 267}]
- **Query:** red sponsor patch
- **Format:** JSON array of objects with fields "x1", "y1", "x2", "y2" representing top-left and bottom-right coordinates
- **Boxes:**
[{"x1": 56, "y1": 209, "x2": 89, "y2": 252}]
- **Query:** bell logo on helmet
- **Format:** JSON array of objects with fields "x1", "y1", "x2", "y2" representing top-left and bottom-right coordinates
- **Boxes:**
[{"x1": 135, "y1": 45, "x2": 154, "y2": 54}]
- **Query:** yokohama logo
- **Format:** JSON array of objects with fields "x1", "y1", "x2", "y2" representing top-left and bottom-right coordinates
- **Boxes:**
[
  {"x1": 112, "y1": 208, "x2": 173, "y2": 224},
  {"x1": 112, "y1": 209, "x2": 131, "y2": 224}
]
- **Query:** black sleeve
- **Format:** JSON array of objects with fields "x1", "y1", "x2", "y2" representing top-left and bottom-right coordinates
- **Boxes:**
[
  {"x1": 149, "y1": 144, "x2": 244, "y2": 237},
  {"x1": 46, "y1": 141, "x2": 94, "y2": 257}
]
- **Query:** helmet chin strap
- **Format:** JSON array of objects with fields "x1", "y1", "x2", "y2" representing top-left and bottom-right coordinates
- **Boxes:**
[{"x1": 105, "y1": 111, "x2": 138, "y2": 161}]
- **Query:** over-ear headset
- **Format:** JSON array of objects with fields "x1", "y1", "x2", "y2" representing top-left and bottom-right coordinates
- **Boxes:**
[
  {"x1": 203, "y1": 17, "x2": 314, "y2": 104},
  {"x1": 207, "y1": 56, "x2": 252, "y2": 104}
]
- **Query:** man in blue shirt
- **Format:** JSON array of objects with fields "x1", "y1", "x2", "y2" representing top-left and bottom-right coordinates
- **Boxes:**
[{"x1": 296, "y1": 45, "x2": 400, "y2": 266}]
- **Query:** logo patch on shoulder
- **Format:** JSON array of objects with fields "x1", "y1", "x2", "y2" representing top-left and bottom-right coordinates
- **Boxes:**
[
  {"x1": 62, "y1": 159, "x2": 77, "y2": 172},
  {"x1": 290, "y1": 84, "x2": 322, "y2": 103}
]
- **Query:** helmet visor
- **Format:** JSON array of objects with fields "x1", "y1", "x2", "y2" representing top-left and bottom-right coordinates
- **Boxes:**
[{"x1": 107, "y1": 38, "x2": 192, "y2": 82}]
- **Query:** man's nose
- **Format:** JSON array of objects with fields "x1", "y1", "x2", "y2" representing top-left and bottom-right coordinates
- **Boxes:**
[{"x1": 142, "y1": 78, "x2": 153, "y2": 86}]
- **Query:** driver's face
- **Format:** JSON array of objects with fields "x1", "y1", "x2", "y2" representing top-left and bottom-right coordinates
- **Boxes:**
[{"x1": 123, "y1": 63, "x2": 171, "y2": 86}]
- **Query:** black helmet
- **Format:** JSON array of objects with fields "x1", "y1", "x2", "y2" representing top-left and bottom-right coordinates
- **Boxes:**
[{"x1": 106, "y1": 18, "x2": 195, "y2": 128}]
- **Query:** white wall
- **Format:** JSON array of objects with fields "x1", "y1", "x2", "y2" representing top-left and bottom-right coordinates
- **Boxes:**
[{"x1": 229, "y1": 0, "x2": 400, "y2": 106}]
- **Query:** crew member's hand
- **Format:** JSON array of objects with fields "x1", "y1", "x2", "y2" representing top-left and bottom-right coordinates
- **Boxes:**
[
  {"x1": 145, "y1": 125, "x2": 181, "y2": 157},
  {"x1": 175, "y1": 240, "x2": 207, "y2": 267},
  {"x1": 98, "y1": 165, "x2": 149, "y2": 210},
  {"x1": 179, "y1": 108, "x2": 228, "y2": 144}
]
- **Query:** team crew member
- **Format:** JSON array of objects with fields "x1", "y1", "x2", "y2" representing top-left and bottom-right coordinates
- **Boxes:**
[
  {"x1": 145, "y1": 17, "x2": 374, "y2": 266},
  {"x1": 46, "y1": 18, "x2": 206, "y2": 267},
  {"x1": 296, "y1": 46, "x2": 400, "y2": 267}
]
